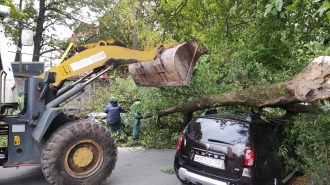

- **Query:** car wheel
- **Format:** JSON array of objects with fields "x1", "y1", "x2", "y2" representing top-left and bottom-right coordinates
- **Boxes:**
[
  {"x1": 41, "y1": 120, "x2": 118, "y2": 185},
  {"x1": 266, "y1": 170, "x2": 282, "y2": 185},
  {"x1": 178, "y1": 178, "x2": 191, "y2": 184},
  {"x1": 176, "y1": 174, "x2": 191, "y2": 184}
]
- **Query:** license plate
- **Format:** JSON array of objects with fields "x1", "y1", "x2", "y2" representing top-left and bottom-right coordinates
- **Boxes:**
[{"x1": 194, "y1": 154, "x2": 225, "y2": 169}]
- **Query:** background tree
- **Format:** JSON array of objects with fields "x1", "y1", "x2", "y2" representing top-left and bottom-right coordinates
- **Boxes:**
[
  {"x1": 6, "y1": 0, "x2": 112, "y2": 62},
  {"x1": 1, "y1": 0, "x2": 25, "y2": 49}
]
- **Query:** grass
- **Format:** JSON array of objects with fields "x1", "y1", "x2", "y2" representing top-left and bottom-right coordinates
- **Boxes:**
[{"x1": 161, "y1": 167, "x2": 174, "y2": 174}]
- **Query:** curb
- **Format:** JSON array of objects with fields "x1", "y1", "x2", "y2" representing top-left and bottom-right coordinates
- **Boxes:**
[{"x1": 282, "y1": 170, "x2": 297, "y2": 184}]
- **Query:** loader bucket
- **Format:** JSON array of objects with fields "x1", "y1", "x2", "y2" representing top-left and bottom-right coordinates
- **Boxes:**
[{"x1": 128, "y1": 40, "x2": 207, "y2": 87}]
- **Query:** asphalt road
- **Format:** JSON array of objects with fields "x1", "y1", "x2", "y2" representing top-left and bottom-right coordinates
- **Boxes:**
[{"x1": 0, "y1": 147, "x2": 181, "y2": 185}]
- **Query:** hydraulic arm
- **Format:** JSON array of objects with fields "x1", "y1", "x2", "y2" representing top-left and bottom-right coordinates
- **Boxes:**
[{"x1": 38, "y1": 40, "x2": 207, "y2": 88}]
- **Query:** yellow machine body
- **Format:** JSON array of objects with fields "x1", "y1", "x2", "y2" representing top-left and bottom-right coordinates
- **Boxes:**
[{"x1": 39, "y1": 40, "x2": 206, "y2": 87}]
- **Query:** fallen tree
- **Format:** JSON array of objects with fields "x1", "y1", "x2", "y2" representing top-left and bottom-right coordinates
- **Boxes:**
[{"x1": 145, "y1": 56, "x2": 330, "y2": 124}]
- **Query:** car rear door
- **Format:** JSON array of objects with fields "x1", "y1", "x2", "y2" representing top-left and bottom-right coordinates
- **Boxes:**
[{"x1": 182, "y1": 117, "x2": 250, "y2": 179}]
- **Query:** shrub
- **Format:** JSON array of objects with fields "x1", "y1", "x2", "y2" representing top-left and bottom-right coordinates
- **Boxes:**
[{"x1": 281, "y1": 112, "x2": 330, "y2": 184}]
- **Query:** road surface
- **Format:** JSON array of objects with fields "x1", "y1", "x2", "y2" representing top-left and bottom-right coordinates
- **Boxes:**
[{"x1": 0, "y1": 147, "x2": 181, "y2": 185}]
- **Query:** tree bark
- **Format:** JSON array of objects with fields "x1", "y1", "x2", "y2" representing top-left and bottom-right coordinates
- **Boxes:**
[
  {"x1": 155, "y1": 56, "x2": 330, "y2": 117},
  {"x1": 286, "y1": 56, "x2": 330, "y2": 102},
  {"x1": 32, "y1": 0, "x2": 46, "y2": 61},
  {"x1": 14, "y1": 0, "x2": 23, "y2": 62},
  {"x1": 133, "y1": 0, "x2": 139, "y2": 50}
]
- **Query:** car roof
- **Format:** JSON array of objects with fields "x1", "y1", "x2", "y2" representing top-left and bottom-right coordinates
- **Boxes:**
[{"x1": 198, "y1": 110, "x2": 263, "y2": 124}]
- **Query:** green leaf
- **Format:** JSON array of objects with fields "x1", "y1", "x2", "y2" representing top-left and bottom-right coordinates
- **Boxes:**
[
  {"x1": 275, "y1": 0, "x2": 283, "y2": 11},
  {"x1": 325, "y1": 2, "x2": 330, "y2": 8},
  {"x1": 317, "y1": 7, "x2": 328, "y2": 16},
  {"x1": 287, "y1": 1, "x2": 299, "y2": 11},
  {"x1": 264, "y1": 4, "x2": 274, "y2": 17}
]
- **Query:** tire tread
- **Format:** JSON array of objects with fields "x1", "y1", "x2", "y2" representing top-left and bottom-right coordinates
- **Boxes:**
[{"x1": 41, "y1": 120, "x2": 117, "y2": 185}]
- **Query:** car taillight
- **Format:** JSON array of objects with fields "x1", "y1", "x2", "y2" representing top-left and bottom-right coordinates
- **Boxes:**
[
  {"x1": 244, "y1": 146, "x2": 255, "y2": 168},
  {"x1": 177, "y1": 135, "x2": 184, "y2": 151}
]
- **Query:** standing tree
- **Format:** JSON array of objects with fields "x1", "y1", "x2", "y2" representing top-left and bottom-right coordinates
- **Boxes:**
[{"x1": 6, "y1": 0, "x2": 111, "y2": 62}]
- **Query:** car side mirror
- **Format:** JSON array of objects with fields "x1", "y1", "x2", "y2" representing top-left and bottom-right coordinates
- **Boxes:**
[{"x1": 21, "y1": 30, "x2": 34, "y2": 46}]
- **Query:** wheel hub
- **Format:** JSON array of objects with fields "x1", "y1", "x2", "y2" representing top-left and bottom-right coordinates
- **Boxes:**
[
  {"x1": 73, "y1": 147, "x2": 93, "y2": 168},
  {"x1": 64, "y1": 139, "x2": 103, "y2": 178}
]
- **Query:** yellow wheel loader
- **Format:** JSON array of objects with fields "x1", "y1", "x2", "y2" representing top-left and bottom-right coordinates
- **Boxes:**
[{"x1": 0, "y1": 5, "x2": 206, "y2": 185}]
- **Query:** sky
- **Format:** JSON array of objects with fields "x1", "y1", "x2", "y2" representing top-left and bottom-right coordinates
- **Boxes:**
[
  {"x1": 8, "y1": 0, "x2": 78, "y2": 69},
  {"x1": 7, "y1": 26, "x2": 73, "y2": 69},
  {"x1": 7, "y1": 1, "x2": 99, "y2": 70}
]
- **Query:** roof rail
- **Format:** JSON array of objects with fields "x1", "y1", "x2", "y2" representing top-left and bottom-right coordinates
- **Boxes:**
[{"x1": 200, "y1": 109, "x2": 217, "y2": 116}]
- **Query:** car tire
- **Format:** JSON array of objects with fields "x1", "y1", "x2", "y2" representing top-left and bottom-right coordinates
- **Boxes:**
[
  {"x1": 41, "y1": 120, "x2": 118, "y2": 185},
  {"x1": 175, "y1": 174, "x2": 191, "y2": 184},
  {"x1": 266, "y1": 169, "x2": 282, "y2": 185},
  {"x1": 178, "y1": 178, "x2": 191, "y2": 184}
]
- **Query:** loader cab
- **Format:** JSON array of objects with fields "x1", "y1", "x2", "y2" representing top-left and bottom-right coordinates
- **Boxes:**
[
  {"x1": 0, "y1": 5, "x2": 10, "y2": 72},
  {"x1": 0, "y1": 27, "x2": 33, "y2": 114},
  {"x1": 0, "y1": 5, "x2": 19, "y2": 113}
]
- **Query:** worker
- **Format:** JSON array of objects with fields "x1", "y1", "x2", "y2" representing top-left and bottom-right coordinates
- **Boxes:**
[
  {"x1": 104, "y1": 97, "x2": 122, "y2": 135},
  {"x1": 131, "y1": 98, "x2": 142, "y2": 140}
]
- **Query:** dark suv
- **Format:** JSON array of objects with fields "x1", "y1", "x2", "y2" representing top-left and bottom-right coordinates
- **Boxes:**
[{"x1": 174, "y1": 110, "x2": 283, "y2": 185}]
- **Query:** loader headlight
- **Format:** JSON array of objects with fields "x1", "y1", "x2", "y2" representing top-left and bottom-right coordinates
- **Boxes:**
[{"x1": 0, "y1": 5, "x2": 10, "y2": 17}]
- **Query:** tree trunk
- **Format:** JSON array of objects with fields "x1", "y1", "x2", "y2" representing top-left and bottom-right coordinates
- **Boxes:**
[
  {"x1": 32, "y1": 0, "x2": 46, "y2": 61},
  {"x1": 133, "y1": 0, "x2": 139, "y2": 50},
  {"x1": 14, "y1": 0, "x2": 23, "y2": 62},
  {"x1": 158, "y1": 83, "x2": 297, "y2": 117},
  {"x1": 156, "y1": 56, "x2": 330, "y2": 118}
]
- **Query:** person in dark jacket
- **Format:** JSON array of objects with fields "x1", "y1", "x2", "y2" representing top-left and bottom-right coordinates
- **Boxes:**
[{"x1": 104, "y1": 97, "x2": 122, "y2": 135}]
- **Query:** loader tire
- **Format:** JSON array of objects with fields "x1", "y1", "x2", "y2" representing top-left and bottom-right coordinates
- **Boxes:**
[{"x1": 41, "y1": 120, "x2": 117, "y2": 185}]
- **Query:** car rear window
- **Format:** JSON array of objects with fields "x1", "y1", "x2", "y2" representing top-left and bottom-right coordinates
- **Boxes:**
[{"x1": 186, "y1": 117, "x2": 249, "y2": 145}]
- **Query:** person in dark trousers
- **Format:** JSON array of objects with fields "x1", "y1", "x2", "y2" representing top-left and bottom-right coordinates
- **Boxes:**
[
  {"x1": 104, "y1": 97, "x2": 122, "y2": 135},
  {"x1": 131, "y1": 98, "x2": 142, "y2": 140}
]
